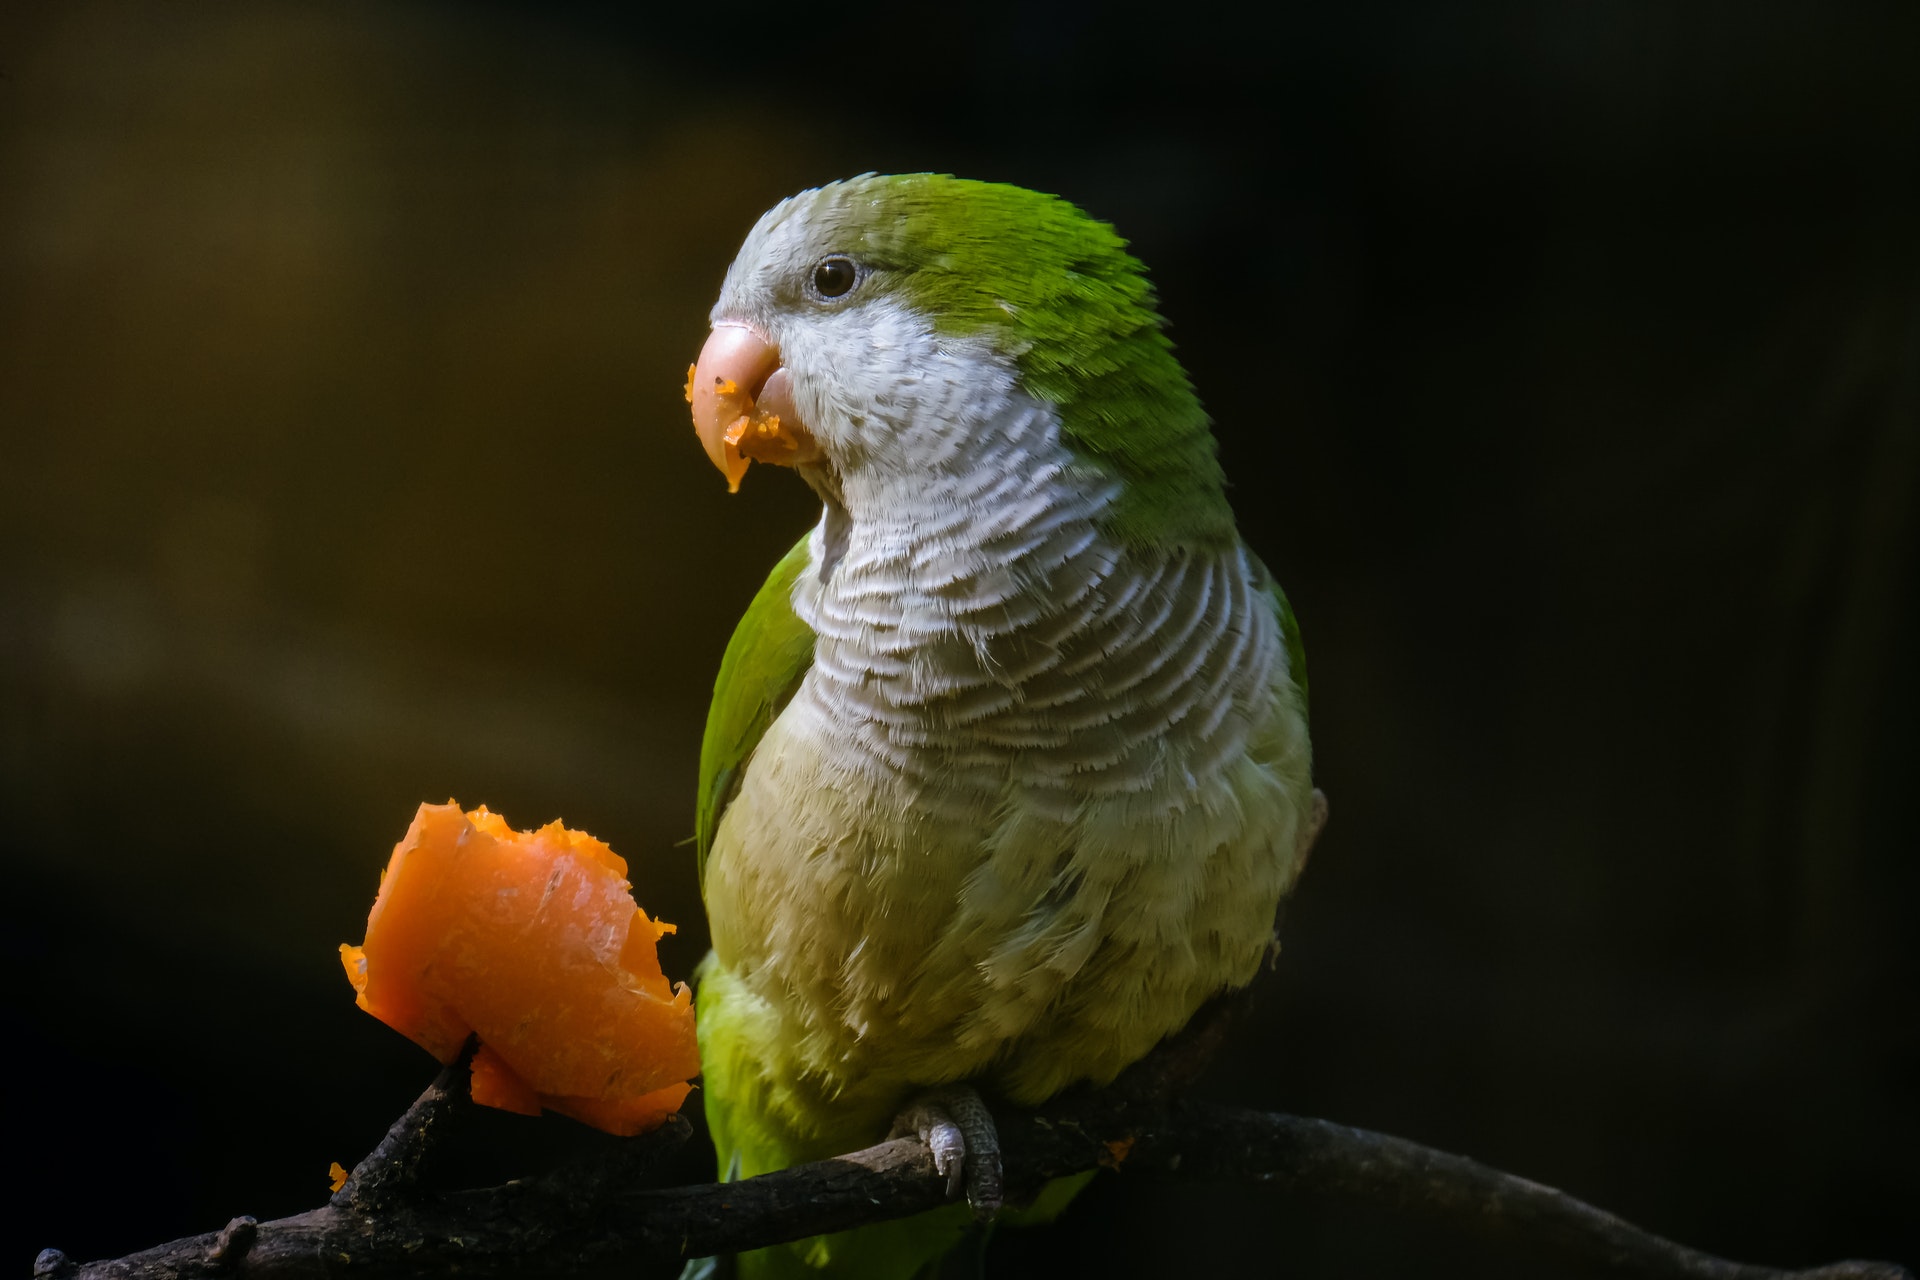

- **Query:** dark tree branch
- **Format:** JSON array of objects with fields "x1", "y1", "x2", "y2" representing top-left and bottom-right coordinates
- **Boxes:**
[
  {"x1": 333, "y1": 1038, "x2": 480, "y2": 1213},
  {"x1": 34, "y1": 1008, "x2": 1909, "y2": 1280}
]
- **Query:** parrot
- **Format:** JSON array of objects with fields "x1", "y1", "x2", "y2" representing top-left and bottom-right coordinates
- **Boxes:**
[{"x1": 682, "y1": 173, "x2": 1323, "y2": 1278}]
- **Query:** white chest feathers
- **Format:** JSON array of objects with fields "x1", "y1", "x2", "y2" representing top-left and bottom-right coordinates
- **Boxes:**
[{"x1": 702, "y1": 391, "x2": 1314, "y2": 1114}]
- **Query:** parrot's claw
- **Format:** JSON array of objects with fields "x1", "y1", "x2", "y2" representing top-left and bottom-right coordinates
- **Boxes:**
[
  {"x1": 928, "y1": 1116, "x2": 968, "y2": 1197},
  {"x1": 890, "y1": 1085, "x2": 1004, "y2": 1223}
]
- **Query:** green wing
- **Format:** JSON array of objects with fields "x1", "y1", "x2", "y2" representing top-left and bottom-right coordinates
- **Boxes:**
[{"x1": 696, "y1": 534, "x2": 818, "y2": 888}]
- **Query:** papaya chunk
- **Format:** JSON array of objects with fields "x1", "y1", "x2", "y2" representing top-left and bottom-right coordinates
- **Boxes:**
[{"x1": 340, "y1": 801, "x2": 697, "y2": 1136}]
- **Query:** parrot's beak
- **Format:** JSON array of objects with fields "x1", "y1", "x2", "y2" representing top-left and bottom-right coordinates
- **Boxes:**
[{"x1": 684, "y1": 323, "x2": 821, "y2": 493}]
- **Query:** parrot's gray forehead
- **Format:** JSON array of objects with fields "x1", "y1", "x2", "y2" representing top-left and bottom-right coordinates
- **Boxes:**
[
  {"x1": 711, "y1": 185, "x2": 838, "y2": 324},
  {"x1": 709, "y1": 178, "x2": 907, "y2": 327}
]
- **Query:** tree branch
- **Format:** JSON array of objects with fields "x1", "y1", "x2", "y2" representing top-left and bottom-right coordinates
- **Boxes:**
[{"x1": 35, "y1": 1008, "x2": 1908, "y2": 1280}]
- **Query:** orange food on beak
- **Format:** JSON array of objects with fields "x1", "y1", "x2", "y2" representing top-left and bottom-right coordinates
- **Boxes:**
[
  {"x1": 340, "y1": 802, "x2": 699, "y2": 1137},
  {"x1": 687, "y1": 323, "x2": 820, "y2": 491}
]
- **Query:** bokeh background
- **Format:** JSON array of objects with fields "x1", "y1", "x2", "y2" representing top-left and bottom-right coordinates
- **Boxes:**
[{"x1": 5, "y1": 2, "x2": 1915, "y2": 1276}]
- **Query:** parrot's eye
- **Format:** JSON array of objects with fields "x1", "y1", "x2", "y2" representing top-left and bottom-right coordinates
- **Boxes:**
[{"x1": 811, "y1": 256, "x2": 859, "y2": 300}]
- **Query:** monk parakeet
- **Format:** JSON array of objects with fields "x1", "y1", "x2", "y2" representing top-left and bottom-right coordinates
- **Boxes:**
[{"x1": 684, "y1": 174, "x2": 1323, "y2": 1278}]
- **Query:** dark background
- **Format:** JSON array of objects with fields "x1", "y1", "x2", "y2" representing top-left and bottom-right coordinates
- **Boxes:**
[{"x1": 4, "y1": 2, "x2": 1914, "y2": 1276}]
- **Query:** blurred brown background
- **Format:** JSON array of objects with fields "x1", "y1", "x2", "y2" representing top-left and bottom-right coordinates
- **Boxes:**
[{"x1": 4, "y1": 2, "x2": 1914, "y2": 1276}]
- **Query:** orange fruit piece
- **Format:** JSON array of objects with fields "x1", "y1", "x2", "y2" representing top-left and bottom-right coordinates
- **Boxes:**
[{"x1": 340, "y1": 802, "x2": 698, "y2": 1136}]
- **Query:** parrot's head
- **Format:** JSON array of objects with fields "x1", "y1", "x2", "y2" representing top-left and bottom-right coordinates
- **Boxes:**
[{"x1": 687, "y1": 174, "x2": 1234, "y2": 547}]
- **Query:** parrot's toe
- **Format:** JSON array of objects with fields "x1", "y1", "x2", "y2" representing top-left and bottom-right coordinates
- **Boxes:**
[{"x1": 889, "y1": 1085, "x2": 1004, "y2": 1223}]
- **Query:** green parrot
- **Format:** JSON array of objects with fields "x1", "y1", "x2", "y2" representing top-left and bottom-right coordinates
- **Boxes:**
[{"x1": 683, "y1": 174, "x2": 1323, "y2": 1278}]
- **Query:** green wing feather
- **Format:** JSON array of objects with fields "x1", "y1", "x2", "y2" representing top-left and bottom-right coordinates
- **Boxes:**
[{"x1": 695, "y1": 534, "x2": 817, "y2": 888}]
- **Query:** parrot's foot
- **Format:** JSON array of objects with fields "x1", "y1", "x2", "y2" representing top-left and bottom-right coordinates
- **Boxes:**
[{"x1": 889, "y1": 1085, "x2": 1003, "y2": 1224}]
